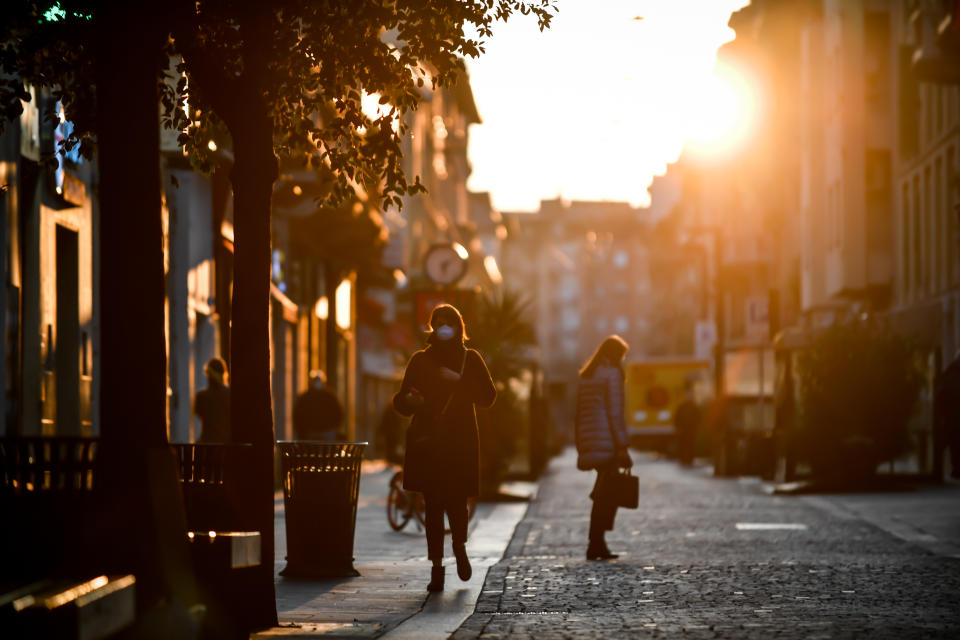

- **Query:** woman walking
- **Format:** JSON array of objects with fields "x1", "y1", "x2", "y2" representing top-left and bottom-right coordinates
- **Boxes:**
[
  {"x1": 393, "y1": 304, "x2": 496, "y2": 592},
  {"x1": 575, "y1": 335, "x2": 632, "y2": 560}
]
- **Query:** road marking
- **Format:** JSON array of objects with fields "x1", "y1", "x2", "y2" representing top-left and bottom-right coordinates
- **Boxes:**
[{"x1": 735, "y1": 522, "x2": 808, "y2": 530}]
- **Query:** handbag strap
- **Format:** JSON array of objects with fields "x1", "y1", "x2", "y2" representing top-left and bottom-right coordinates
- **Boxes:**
[{"x1": 439, "y1": 350, "x2": 468, "y2": 416}]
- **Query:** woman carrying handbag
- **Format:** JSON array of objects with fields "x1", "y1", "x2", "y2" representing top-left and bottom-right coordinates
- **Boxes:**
[
  {"x1": 393, "y1": 304, "x2": 496, "y2": 592},
  {"x1": 574, "y1": 335, "x2": 633, "y2": 560}
]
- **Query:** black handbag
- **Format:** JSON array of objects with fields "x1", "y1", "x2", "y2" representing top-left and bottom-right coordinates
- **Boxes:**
[
  {"x1": 406, "y1": 352, "x2": 467, "y2": 453},
  {"x1": 600, "y1": 468, "x2": 639, "y2": 509}
]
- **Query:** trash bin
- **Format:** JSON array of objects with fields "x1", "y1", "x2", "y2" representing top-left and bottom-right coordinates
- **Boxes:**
[{"x1": 277, "y1": 441, "x2": 367, "y2": 578}]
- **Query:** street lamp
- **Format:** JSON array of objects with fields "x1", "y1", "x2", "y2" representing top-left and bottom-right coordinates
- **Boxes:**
[{"x1": 335, "y1": 278, "x2": 352, "y2": 331}]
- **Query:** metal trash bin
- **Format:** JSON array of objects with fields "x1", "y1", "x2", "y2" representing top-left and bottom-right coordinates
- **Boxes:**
[{"x1": 277, "y1": 441, "x2": 367, "y2": 578}]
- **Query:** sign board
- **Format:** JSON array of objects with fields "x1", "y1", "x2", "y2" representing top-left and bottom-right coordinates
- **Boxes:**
[{"x1": 694, "y1": 320, "x2": 716, "y2": 360}]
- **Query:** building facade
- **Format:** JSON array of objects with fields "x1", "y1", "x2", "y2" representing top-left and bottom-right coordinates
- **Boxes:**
[{"x1": 0, "y1": 89, "x2": 98, "y2": 437}]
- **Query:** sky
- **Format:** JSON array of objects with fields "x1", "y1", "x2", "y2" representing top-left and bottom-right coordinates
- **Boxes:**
[{"x1": 464, "y1": 0, "x2": 752, "y2": 212}]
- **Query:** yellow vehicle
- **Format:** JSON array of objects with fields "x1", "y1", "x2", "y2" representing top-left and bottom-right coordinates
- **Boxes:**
[{"x1": 624, "y1": 358, "x2": 711, "y2": 448}]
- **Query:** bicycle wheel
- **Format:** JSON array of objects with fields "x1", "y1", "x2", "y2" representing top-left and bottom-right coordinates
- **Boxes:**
[
  {"x1": 413, "y1": 492, "x2": 427, "y2": 529},
  {"x1": 387, "y1": 471, "x2": 412, "y2": 531}
]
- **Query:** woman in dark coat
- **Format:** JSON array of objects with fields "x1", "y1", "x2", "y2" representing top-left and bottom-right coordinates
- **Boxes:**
[
  {"x1": 393, "y1": 304, "x2": 496, "y2": 592},
  {"x1": 574, "y1": 335, "x2": 632, "y2": 560}
]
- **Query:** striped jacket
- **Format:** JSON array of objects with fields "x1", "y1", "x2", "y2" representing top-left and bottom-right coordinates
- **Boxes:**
[{"x1": 574, "y1": 363, "x2": 628, "y2": 470}]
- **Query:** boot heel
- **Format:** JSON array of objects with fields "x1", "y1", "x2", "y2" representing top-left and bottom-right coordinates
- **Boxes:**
[
  {"x1": 427, "y1": 566, "x2": 445, "y2": 592},
  {"x1": 454, "y1": 544, "x2": 472, "y2": 581}
]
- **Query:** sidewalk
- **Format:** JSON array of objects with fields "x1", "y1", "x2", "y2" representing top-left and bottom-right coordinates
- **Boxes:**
[
  {"x1": 252, "y1": 462, "x2": 533, "y2": 639},
  {"x1": 791, "y1": 480, "x2": 960, "y2": 559}
]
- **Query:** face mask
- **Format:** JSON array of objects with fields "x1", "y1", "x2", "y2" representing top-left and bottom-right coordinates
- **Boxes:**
[{"x1": 435, "y1": 325, "x2": 456, "y2": 341}]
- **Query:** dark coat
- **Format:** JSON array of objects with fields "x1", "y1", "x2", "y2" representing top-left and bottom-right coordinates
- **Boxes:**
[
  {"x1": 674, "y1": 399, "x2": 701, "y2": 433},
  {"x1": 196, "y1": 383, "x2": 231, "y2": 443},
  {"x1": 293, "y1": 387, "x2": 343, "y2": 440},
  {"x1": 574, "y1": 364, "x2": 627, "y2": 470},
  {"x1": 393, "y1": 344, "x2": 496, "y2": 497}
]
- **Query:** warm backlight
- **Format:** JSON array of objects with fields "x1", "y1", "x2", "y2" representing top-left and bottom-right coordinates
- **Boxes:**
[{"x1": 686, "y1": 63, "x2": 757, "y2": 156}]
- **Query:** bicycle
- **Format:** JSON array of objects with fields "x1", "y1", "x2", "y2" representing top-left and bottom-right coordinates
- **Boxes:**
[
  {"x1": 386, "y1": 469, "x2": 425, "y2": 531},
  {"x1": 386, "y1": 469, "x2": 476, "y2": 532}
]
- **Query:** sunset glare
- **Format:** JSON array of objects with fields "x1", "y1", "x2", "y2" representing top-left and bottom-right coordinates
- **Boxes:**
[
  {"x1": 465, "y1": 0, "x2": 751, "y2": 211},
  {"x1": 685, "y1": 62, "x2": 757, "y2": 156}
]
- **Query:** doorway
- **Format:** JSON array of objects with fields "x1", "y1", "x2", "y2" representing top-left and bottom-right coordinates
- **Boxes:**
[{"x1": 55, "y1": 225, "x2": 80, "y2": 434}]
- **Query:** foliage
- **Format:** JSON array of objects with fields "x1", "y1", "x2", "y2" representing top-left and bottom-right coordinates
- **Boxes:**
[
  {"x1": 0, "y1": 2, "x2": 99, "y2": 165},
  {"x1": 2, "y1": 1, "x2": 557, "y2": 210},
  {"x1": 468, "y1": 288, "x2": 537, "y2": 492},
  {"x1": 796, "y1": 322, "x2": 923, "y2": 479},
  {"x1": 468, "y1": 288, "x2": 537, "y2": 380}
]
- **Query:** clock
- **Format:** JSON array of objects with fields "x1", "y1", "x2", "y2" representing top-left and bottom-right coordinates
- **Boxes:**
[{"x1": 423, "y1": 244, "x2": 468, "y2": 286}]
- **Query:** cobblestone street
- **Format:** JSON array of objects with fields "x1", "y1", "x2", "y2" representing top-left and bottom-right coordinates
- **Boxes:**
[{"x1": 452, "y1": 450, "x2": 960, "y2": 639}]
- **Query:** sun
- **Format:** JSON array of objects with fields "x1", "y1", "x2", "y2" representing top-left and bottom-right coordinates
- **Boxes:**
[{"x1": 686, "y1": 63, "x2": 757, "y2": 156}]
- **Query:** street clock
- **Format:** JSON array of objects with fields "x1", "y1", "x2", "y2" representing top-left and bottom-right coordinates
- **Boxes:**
[{"x1": 423, "y1": 243, "x2": 468, "y2": 286}]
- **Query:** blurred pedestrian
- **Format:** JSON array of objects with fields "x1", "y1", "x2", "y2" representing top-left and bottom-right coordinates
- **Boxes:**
[
  {"x1": 674, "y1": 384, "x2": 701, "y2": 466},
  {"x1": 195, "y1": 357, "x2": 231, "y2": 443},
  {"x1": 293, "y1": 370, "x2": 344, "y2": 441},
  {"x1": 575, "y1": 335, "x2": 632, "y2": 560},
  {"x1": 393, "y1": 304, "x2": 496, "y2": 592},
  {"x1": 935, "y1": 354, "x2": 960, "y2": 480}
]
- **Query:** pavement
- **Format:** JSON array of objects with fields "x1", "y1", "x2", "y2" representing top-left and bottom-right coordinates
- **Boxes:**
[
  {"x1": 253, "y1": 450, "x2": 960, "y2": 639},
  {"x1": 251, "y1": 462, "x2": 534, "y2": 639}
]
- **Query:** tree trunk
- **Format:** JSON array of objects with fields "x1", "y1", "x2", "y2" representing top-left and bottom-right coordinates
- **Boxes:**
[
  {"x1": 93, "y1": 1, "x2": 197, "y2": 613},
  {"x1": 228, "y1": 100, "x2": 279, "y2": 629}
]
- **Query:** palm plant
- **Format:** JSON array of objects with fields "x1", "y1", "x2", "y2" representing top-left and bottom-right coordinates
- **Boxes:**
[{"x1": 468, "y1": 289, "x2": 538, "y2": 495}]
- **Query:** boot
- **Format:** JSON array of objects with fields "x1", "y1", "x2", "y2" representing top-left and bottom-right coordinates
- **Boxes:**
[
  {"x1": 453, "y1": 544, "x2": 472, "y2": 581},
  {"x1": 427, "y1": 565, "x2": 445, "y2": 592},
  {"x1": 586, "y1": 538, "x2": 618, "y2": 561}
]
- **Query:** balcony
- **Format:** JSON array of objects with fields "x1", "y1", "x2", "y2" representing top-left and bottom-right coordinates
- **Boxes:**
[{"x1": 911, "y1": 3, "x2": 960, "y2": 84}]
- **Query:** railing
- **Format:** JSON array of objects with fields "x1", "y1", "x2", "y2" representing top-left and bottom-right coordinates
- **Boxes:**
[
  {"x1": 0, "y1": 436, "x2": 98, "y2": 494},
  {"x1": 0, "y1": 437, "x2": 100, "y2": 584},
  {"x1": 170, "y1": 442, "x2": 253, "y2": 532},
  {"x1": 171, "y1": 442, "x2": 252, "y2": 486}
]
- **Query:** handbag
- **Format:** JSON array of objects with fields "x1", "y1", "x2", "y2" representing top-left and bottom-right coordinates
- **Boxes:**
[
  {"x1": 407, "y1": 351, "x2": 468, "y2": 452},
  {"x1": 599, "y1": 468, "x2": 639, "y2": 509}
]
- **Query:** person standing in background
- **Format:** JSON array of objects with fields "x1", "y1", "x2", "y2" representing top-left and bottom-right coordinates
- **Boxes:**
[
  {"x1": 195, "y1": 357, "x2": 231, "y2": 443},
  {"x1": 674, "y1": 384, "x2": 702, "y2": 467},
  {"x1": 293, "y1": 370, "x2": 344, "y2": 441}
]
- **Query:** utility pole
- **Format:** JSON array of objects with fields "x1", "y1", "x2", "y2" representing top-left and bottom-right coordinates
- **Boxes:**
[
  {"x1": 713, "y1": 227, "x2": 725, "y2": 401},
  {"x1": 712, "y1": 226, "x2": 732, "y2": 477}
]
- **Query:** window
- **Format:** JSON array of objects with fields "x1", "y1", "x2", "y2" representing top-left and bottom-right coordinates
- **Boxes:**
[
  {"x1": 948, "y1": 147, "x2": 956, "y2": 285},
  {"x1": 937, "y1": 86, "x2": 943, "y2": 136},
  {"x1": 827, "y1": 185, "x2": 835, "y2": 247},
  {"x1": 614, "y1": 316, "x2": 629, "y2": 334},
  {"x1": 935, "y1": 156, "x2": 943, "y2": 292},
  {"x1": 835, "y1": 184, "x2": 843, "y2": 248},
  {"x1": 914, "y1": 174, "x2": 922, "y2": 292},
  {"x1": 925, "y1": 166, "x2": 932, "y2": 292},
  {"x1": 902, "y1": 183, "x2": 911, "y2": 300}
]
